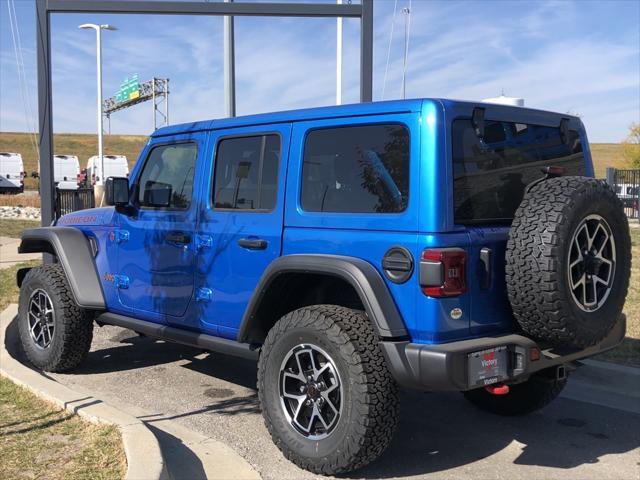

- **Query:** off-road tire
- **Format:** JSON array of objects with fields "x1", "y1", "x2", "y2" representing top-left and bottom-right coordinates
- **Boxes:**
[
  {"x1": 18, "y1": 264, "x2": 93, "y2": 372},
  {"x1": 463, "y1": 369, "x2": 567, "y2": 416},
  {"x1": 506, "y1": 176, "x2": 630, "y2": 348},
  {"x1": 257, "y1": 305, "x2": 399, "y2": 475}
]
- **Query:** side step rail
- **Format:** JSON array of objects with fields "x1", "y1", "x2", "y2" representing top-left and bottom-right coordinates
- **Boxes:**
[{"x1": 96, "y1": 312, "x2": 258, "y2": 361}]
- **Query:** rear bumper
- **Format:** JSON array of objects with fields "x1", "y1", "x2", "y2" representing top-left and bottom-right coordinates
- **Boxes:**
[{"x1": 380, "y1": 315, "x2": 626, "y2": 392}]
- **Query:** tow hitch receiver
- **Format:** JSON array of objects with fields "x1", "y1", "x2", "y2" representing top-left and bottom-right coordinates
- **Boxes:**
[{"x1": 485, "y1": 384, "x2": 510, "y2": 395}]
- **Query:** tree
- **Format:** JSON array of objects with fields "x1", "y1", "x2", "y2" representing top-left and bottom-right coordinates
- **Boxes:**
[{"x1": 622, "y1": 123, "x2": 640, "y2": 169}]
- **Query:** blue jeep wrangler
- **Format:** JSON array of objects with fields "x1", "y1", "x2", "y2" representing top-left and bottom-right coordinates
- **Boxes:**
[{"x1": 17, "y1": 99, "x2": 630, "y2": 474}]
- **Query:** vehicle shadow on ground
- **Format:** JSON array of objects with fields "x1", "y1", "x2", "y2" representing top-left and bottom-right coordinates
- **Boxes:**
[{"x1": 6, "y1": 318, "x2": 640, "y2": 479}]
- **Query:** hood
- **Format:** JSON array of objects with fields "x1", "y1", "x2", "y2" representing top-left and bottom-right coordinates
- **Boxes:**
[{"x1": 56, "y1": 207, "x2": 117, "y2": 227}]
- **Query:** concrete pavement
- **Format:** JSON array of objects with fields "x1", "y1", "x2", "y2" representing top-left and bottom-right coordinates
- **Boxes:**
[
  {"x1": 0, "y1": 236, "x2": 40, "y2": 269},
  {"x1": 26, "y1": 316, "x2": 640, "y2": 480},
  {"x1": 1, "y1": 305, "x2": 260, "y2": 480}
]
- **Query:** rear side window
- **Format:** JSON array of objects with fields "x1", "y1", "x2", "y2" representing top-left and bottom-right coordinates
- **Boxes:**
[
  {"x1": 301, "y1": 124, "x2": 410, "y2": 213},
  {"x1": 213, "y1": 134, "x2": 280, "y2": 211},
  {"x1": 137, "y1": 142, "x2": 197, "y2": 209},
  {"x1": 453, "y1": 119, "x2": 585, "y2": 224}
]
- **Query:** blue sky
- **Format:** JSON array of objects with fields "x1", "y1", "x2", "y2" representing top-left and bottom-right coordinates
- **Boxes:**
[{"x1": 1, "y1": 0, "x2": 638, "y2": 142}]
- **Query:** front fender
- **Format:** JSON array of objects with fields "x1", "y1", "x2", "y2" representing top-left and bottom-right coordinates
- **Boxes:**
[{"x1": 18, "y1": 227, "x2": 105, "y2": 309}]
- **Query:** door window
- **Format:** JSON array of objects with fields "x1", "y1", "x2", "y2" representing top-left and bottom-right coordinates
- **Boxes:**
[
  {"x1": 136, "y1": 142, "x2": 197, "y2": 209},
  {"x1": 300, "y1": 124, "x2": 410, "y2": 213},
  {"x1": 213, "y1": 134, "x2": 281, "y2": 211}
]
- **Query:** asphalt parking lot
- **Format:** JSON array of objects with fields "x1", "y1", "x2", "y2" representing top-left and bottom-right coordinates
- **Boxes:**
[{"x1": 8, "y1": 319, "x2": 640, "y2": 480}]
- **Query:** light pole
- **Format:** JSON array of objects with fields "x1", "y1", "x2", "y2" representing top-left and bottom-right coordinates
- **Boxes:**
[{"x1": 79, "y1": 23, "x2": 116, "y2": 195}]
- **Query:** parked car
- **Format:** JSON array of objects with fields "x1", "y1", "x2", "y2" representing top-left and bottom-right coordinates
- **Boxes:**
[
  {"x1": 615, "y1": 183, "x2": 639, "y2": 210},
  {"x1": 86, "y1": 154, "x2": 129, "y2": 186},
  {"x1": 16, "y1": 99, "x2": 631, "y2": 474},
  {"x1": 34, "y1": 155, "x2": 82, "y2": 190},
  {"x1": 0, "y1": 152, "x2": 25, "y2": 194}
]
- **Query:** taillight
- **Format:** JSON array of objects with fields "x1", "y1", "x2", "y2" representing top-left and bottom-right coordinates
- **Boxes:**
[{"x1": 420, "y1": 248, "x2": 467, "y2": 297}]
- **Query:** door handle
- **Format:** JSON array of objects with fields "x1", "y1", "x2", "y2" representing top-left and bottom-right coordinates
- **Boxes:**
[
  {"x1": 166, "y1": 232, "x2": 191, "y2": 245},
  {"x1": 238, "y1": 237, "x2": 268, "y2": 250}
]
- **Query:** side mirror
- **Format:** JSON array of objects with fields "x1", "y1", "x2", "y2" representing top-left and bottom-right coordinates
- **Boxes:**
[
  {"x1": 105, "y1": 176, "x2": 130, "y2": 206},
  {"x1": 143, "y1": 180, "x2": 172, "y2": 208}
]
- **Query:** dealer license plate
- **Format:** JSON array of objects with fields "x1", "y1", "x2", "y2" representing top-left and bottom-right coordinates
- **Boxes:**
[{"x1": 468, "y1": 346, "x2": 509, "y2": 388}]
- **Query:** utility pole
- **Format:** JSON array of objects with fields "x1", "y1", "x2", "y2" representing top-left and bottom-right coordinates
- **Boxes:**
[
  {"x1": 79, "y1": 23, "x2": 116, "y2": 195},
  {"x1": 336, "y1": 0, "x2": 343, "y2": 105},
  {"x1": 401, "y1": 4, "x2": 411, "y2": 100},
  {"x1": 224, "y1": 0, "x2": 236, "y2": 117}
]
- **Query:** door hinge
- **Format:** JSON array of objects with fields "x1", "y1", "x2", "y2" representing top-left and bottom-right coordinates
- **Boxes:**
[
  {"x1": 195, "y1": 287, "x2": 213, "y2": 302},
  {"x1": 195, "y1": 234, "x2": 213, "y2": 250},
  {"x1": 110, "y1": 230, "x2": 130, "y2": 244},
  {"x1": 114, "y1": 275, "x2": 130, "y2": 289}
]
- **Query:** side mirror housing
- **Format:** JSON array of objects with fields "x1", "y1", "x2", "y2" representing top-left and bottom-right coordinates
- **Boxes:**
[{"x1": 105, "y1": 176, "x2": 130, "y2": 206}]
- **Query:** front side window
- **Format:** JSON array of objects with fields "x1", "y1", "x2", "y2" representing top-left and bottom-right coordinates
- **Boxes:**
[
  {"x1": 301, "y1": 124, "x2": 410, "y2": 213},
  {"x1": 213, "y1": 134, "x2": 281, "y2": 210},
  {"x1": 136, "y1": 142, "x2": 197, "y2": 209}
]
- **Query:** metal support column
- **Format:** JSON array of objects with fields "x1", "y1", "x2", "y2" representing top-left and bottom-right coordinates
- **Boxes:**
[
  {"x1": 360, "y1": 0, "x2": 373, "y2": 102},
  {"x1": 36, "y1": 0, "x2": 55, "y2": 227},
  {"x1": 224, "y1": 0, "x2": 236, "y2": 117},
  {"x1": 165, "y1": 79, "x2": 170, "y2": 124},
  {"x1": 152, "y1": 78, "x2": 156, "y2": 130},
  {"x1": 36, "y1": 0, "x2": 373, "y2": 229}
]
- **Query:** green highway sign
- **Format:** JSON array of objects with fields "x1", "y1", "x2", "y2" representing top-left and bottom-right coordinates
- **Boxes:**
[{"x1": 115, "y1": 74, "x2": 140, "y2": 104}]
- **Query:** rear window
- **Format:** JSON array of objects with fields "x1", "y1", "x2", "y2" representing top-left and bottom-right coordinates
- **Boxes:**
[
  {"x1": 452, "y1": 119, "x2": 585, "y2": 224},
  {"x1": 301, "y1": 124, "x2": 410, "y2": 213}
]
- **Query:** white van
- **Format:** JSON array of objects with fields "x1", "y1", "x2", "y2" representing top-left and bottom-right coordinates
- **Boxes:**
[
  {"x1": 0, "y1": 152, "x2": 25, "y2": 194},
  {"x1": 52, "y1": 155, "x2": 80, "y2": 190},
  {"x1": 86, "y1": 155, "x2": 129, "y2": 186}
]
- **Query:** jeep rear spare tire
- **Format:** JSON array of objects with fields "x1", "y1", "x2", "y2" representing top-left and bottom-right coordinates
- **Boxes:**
[{"x1": 506, "y1": 176, "x2": 630, "y2": 349}]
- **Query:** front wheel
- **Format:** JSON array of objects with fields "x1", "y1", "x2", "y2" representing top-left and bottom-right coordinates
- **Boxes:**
[
  {"x1": 257, "y1": 305, "x2": 399, "y2": 475},
  {"x1": 462, "y1": 369, "x2": 567, "y2": 416},
  {"x1": 18, "y1": 264, "x2": 94, "y2": 372}
]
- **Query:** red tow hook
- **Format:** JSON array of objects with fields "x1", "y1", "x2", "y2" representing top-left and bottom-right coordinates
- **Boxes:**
[{"x1": 485, "y1": 384, "x2": 510, "y2": 395}]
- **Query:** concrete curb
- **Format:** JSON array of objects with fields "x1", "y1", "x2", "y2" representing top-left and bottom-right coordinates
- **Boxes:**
[{"x1": 1, "y1": 304, "x2": 167, "y2": 480}]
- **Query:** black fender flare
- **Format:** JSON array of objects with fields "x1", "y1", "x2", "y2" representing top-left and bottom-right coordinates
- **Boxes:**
[
  {"x1": 18, "y1": 227, "x2": 105, "y2": 309},
  {"x1": 237, "y1": 254, "x2": 409, "y2": 342}
]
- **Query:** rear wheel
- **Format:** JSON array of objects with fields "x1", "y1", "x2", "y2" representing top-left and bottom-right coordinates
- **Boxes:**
[
  {"x1": 257, "y1": 305, "x2": 398, "y2": 475},
  {"x1": 463, "y1": 369, "x2": 567, "y2": 416},
  {"x1": 18, "y1": 264, "x2": 93, "y2": 372},
  {"x1": 506, "y1": 177, "x2": 631, "y2": 348}
]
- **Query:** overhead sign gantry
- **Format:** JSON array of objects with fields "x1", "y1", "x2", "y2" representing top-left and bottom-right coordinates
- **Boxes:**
[{"x1": 103, "y1": 75, "x2": 170, "y2": 132}]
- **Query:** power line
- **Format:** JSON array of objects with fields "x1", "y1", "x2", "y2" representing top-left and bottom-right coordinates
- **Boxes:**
[
  {"x1": 381, "y1": 0, "x2": 398, "y2": 101},
  {"x1": 7, "y1": 0, "x2": 39, "y2": 161}
]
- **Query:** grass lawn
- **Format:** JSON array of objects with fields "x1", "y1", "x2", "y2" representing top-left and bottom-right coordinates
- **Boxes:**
[
  {"x1": 0, "y1": 261, "x2": 41, "y2": 312},
  {"x1": 0, "y1": 236, "x2": 125, "y2": 478},
  {"x1": 596, "y1": 226, "x2": 640, "y2": 367},
  {"x1": 0, "y1": 377, "x2": 126, "y2": 480},
  {"x1": 0, "y1": 219, "x2": 40, "y2": 239},
  {"x1": 590, "y1": 143, "x2": 633, "y2": 179}
]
